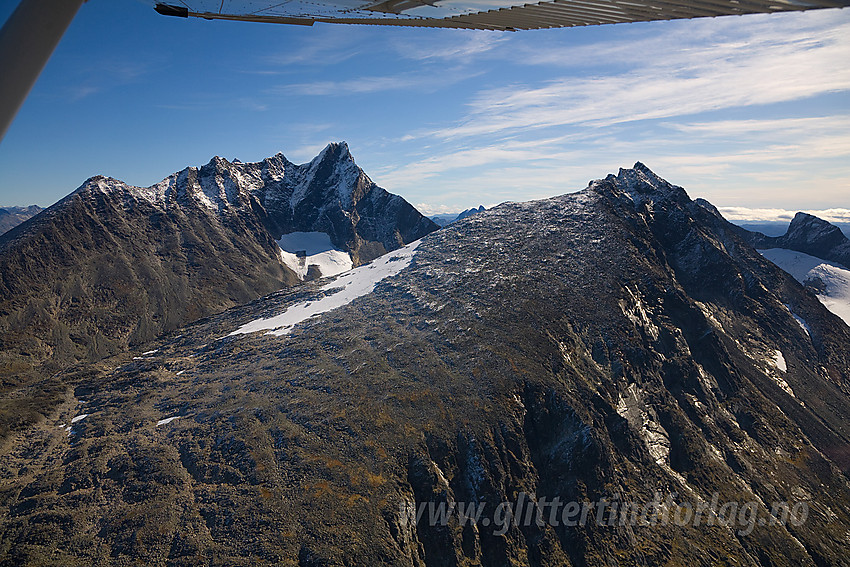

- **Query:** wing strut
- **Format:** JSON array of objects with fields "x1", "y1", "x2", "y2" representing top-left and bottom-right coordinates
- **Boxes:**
[{"x1": 0, "y1": 0, "x2": 86, "y2": 142}]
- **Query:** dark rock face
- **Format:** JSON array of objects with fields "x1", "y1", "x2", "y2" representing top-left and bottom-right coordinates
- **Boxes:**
[
  {"x1": 0, "y1": 143, "x2": 436, "y2": 438},
  {"x1": 1, "y1": 164, "x2": 848, "y2": 565},
  {"x1": 0, "y1": 205, "x2": 42, "y2": 235},
  {"x1": 735, "y1": 211, "x2": 850, "y2": 269}
]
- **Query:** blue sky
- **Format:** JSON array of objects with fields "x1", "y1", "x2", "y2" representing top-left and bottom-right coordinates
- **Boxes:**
[{"x1": 0, "y1": 1, "x2": 848, "y2": 218}]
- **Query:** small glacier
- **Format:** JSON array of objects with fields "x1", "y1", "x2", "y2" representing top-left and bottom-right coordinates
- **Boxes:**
[{"x1": 231, "y1": 240, "x2": 421, "y2": 337}]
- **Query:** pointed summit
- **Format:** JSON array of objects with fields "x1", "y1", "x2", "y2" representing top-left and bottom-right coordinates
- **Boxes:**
[
  {"x1": 309, "y1": 141, "x2": 351, "y2": 166},
  {"x1": 592, "y1": 162, "x2": 690, "y2": 208}
]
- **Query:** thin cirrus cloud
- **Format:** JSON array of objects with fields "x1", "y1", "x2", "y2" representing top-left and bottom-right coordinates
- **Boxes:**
[
  {"x1": 380, "y1": 113, "x2": 850, "y2": 196},
  {"x1": 370, "y1": 11, "x2": 850, "y2": 214},
  {"x1": 390, "y1": 31, "x2": 508, "y2": 61},
  {"x1": 373, "y1": 141, "x2": 586, "y2": 190},
  {"x1": 666, "y1": 116, "x2": 850, "y2": 137},
  {"x1": 507, "y1": 10, "x2": 843, "y2": 69},
  {"x1": 262, "y1": 28, "x2": 368, "y2": 67},
  {"x1": 260, "y1": 26, "x2": 506, "y2": 69},
  {"x1": 273, "y1": 68, "x2": 482, "y2": 96},
  {"x1": 417, "y1": 15, "x2": 850, "y2": 140}
]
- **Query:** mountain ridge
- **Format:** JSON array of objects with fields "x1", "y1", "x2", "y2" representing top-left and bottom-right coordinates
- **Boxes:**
[
  {"x1": 0, "y1": 205, "x2": 43, "y2": 235},
  {"x1": 1, "y1": 163, "x2": 847, "y2": 565},
  {"x1": 0, "y1": 143, "x2": 436, "y2": 440}
]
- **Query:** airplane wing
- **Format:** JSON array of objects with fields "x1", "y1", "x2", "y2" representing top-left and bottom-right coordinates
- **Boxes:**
[
  {"x1": 150, "y1": 0, "x2": 850, "y2": 30},
  {"x1": 2, "y1": 0, "x2": 848, "y2": 143}
]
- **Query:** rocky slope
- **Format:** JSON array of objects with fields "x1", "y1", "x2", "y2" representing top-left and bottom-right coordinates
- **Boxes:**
[
  {"x1": 1, "y1": 163, "x2": 848, "y2": 566},
  {"x1": 0, "y1": 206, "x2": 42, "y2": 235},
  {"x1": 0, "y1": 144, "x2": 436, "y2": 439}
]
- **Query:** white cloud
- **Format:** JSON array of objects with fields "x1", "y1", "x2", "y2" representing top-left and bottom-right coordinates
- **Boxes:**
[
  {"x1": 718, "y1": 207, "x2": 850, "y2": 223},
  {"x1": 414, "y1": 203, "x2": 456, "y2": 215},
  {"x1": 414, "y1": 13, "x2": 850, "y2": 140}
]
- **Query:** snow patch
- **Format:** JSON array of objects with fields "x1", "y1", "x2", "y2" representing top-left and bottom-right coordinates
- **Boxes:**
[
  {"x1": 761, "y1": 249, "x2": 850, "y2": 325},
  {"x1": 277, "y1": 232, "x2": 352, "y2": 280},
  {"x1": 156, "y1": 416, "x2": 180, "y2": 426},
  {"x1": 71, "y1": 414, "x2": 89, "y2": 423},
  {"x1": 773, "y1": 350, "x2": 787, "y2": 373},
  {"x1": 231, "y1": 240, "x2": 421, "y2": 337},
  {"x1": 768, "y1": 350, "x2": 796, "y2": 397}
]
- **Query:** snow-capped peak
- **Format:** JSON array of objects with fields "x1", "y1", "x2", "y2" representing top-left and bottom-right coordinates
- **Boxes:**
[
  {"x1": 588, "y1": 162, "x2": 690, "y2": 212},
  {"x1": 289, "y1": 141, "x2": 367, "y2": 210}
]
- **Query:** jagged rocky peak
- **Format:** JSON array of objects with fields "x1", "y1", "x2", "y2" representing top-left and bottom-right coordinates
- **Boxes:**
[
  {"x1": 250, "y1": 142, "x2": 438, "y2": 264},
  {"x1": 66, "y1": 143, "x2": 378, "y2": 220},
  {"x1": 287, "y1": 141, "x2": 367, "y2": 210},
  {"x1": 595, "y1": 162, "x2": 690, "y2": 207},
  {"x1": 257, "y1": 151, "x2": 291, "y2": 181},
  {"x1": 0, "y1": 142, "x2": 436, "y2": 382},
  {"x1": 56, "y1": 143, "x2": 435, "y2": 267}
]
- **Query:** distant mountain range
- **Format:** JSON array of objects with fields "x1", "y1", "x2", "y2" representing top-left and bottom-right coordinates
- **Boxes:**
[
  {"x1": 0, "y1": 143, "x2": 436, "y2": 437},
  {"x1": 0, "y1": 205, "x2": 42, "y2": 234},
  {"x1": 1, "y1": 161, "x2": 847, "y2": 565},
  {"x1": 430, "y1": 205, "x2": 486, "y2": 227}
]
